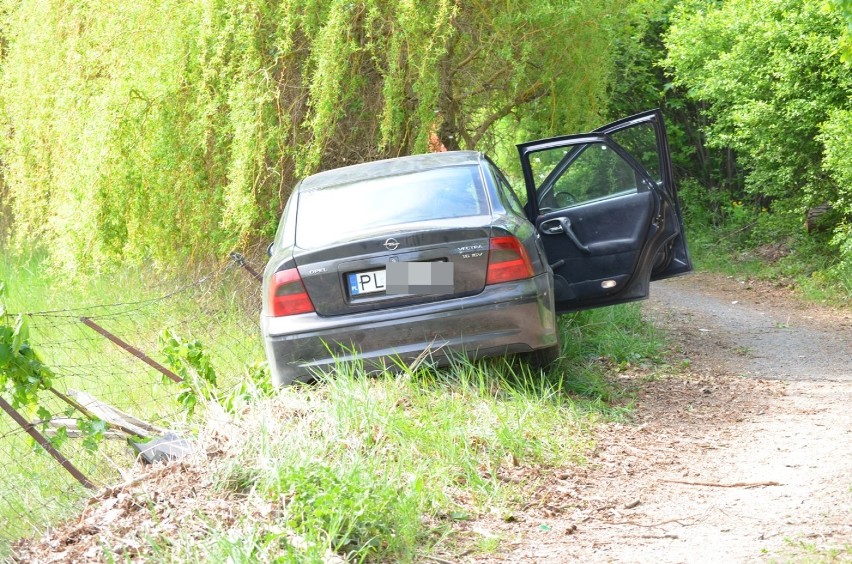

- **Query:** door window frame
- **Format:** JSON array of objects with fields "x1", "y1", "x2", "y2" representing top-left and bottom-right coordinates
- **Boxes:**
[{"x1": 519, "y1": 134, "x2": 659, "y2": 221}]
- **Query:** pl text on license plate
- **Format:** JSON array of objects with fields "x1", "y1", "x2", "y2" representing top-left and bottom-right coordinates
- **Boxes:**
[{"x1": 348, "y1": 269, "x2": 386, "y2": 296}]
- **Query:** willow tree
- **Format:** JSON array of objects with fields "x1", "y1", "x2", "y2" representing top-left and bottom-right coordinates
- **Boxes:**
[
  {"x1": 434, "y1": 0, "x2": 630, "y2": 154},
  {"x1": 0, "y1": 0, "x2": 644, "y2": 270}
]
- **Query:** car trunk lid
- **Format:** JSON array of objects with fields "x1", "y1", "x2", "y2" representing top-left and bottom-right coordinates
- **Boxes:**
[{"x1": 293, "y1": 217, "x2": 491, "y2": 316}]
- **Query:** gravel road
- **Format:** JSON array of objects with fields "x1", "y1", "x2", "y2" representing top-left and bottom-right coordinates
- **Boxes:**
[
  {"x1": 650, "y1": 274, "x2": 851, "y2": 382},
  {"x1": 482, "y1": 272, "x2": 852, "y2": 563}
]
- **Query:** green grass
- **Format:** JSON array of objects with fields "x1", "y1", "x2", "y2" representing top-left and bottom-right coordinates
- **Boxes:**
[
  {"x1": 102, "y1": 306, "x2": 661, "y2": 562},
  {"x1": 0, "y1": 249, "x2": 667, "y2": 560},
  {"x1": 680, "y1": 196, "x2": 852, "y2": 305},
  {"x1": 0, "y1": 249, "x2": 267, "y2": 553},
  {"x1": 131, "y1": 359, "x2": 617, "y2": 562},
  {"x1": 776, "y1": 537, "x2": 852, "y2": 563},
  {"x1": 1, "y1": 250, "x2": 162, "y2": 312}
]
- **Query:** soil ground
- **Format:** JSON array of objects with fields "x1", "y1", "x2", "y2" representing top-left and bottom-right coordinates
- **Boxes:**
[
  {"x1": 465, "y1": 272, "x2": 852, "y2": 563},
  {"x1": 12, "y1": 272, "x2": 852, "y2": 563}
]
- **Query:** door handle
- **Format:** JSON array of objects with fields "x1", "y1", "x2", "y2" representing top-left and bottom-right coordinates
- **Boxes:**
[
  {"x1": 539, "y1": 217, "x2": 591, "y2": 255},
  {"x1": 539, "y1": 220, "x2": 564, "y2": 235}
]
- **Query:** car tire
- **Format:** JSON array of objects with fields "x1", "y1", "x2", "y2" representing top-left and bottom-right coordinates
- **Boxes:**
[{"x1": 523, "y1": 339, "x2": 561, "y2": 370}]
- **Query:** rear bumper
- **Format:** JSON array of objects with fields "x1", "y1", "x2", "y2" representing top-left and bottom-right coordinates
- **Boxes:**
[{"x1": 261, "y1": 273, "x2": 556, "y2": 386}]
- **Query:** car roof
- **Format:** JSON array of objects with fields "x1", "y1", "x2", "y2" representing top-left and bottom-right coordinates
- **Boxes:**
[{"x1": 298, "y1": 151, "x2": 483, "y2": 192}]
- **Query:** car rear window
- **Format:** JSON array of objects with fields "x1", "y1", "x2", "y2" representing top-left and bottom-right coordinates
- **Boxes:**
[{"x1": 295, "y1": 165, "x2": 488, "y2": 249}]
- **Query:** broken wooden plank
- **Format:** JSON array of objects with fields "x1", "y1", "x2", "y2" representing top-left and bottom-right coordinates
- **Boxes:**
[{"x1": 65, "y1": 389, "x2": 166, "y2": 439}]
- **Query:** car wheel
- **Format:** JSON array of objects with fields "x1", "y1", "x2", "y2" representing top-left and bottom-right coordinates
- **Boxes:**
[{"x1": 522, "y1": 339, "x2": 561, "y2": 370}]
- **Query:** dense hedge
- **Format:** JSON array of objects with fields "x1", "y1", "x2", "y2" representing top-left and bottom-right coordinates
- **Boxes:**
[{"x1": 664, "y1": 0, "x2": 852, "y2": 280}]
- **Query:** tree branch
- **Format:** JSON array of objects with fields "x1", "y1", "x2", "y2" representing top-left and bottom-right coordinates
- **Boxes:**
[{"x1": 468, "y1": 80, "x2": 547, "y2": 147}]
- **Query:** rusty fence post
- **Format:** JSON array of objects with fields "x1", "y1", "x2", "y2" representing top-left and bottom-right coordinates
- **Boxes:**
[
  {"x1": 0, "y1": 396, "x2": 96, "y2": 490},
  {"x1": 229, "y1": 252, "x2": 263, "y2": 283},
  {"x1": 79, "y1": 317, "x2": 183, "y2": 383}
]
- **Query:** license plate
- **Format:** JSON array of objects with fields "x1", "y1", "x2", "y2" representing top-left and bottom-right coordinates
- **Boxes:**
[{"x1": 348, "y1": 269, "x2": 386, "y2": 296}]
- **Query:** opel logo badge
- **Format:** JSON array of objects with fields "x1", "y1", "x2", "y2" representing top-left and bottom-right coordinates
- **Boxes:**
[{"x1": 384, "y1": 238, "x2": 400, "y2": 251}]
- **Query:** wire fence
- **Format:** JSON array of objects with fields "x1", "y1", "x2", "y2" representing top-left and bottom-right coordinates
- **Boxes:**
[{"x1": 0, "y1": 252, "x2": 266, "y2": 551}]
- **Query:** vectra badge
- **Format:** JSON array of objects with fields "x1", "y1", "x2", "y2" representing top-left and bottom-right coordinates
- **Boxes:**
[{"x1": 384, "y1": 238, "x2": 400, "y2": 251}]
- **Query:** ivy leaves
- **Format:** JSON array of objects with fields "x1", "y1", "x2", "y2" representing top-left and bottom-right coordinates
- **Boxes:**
[
  {"x1": 159, "y1": 328, "x2": 217, "y2": 416},
  {"x1": 158, "y1": 328, "x2": 275, "y2": 416},
  {"x1": 0, "y1": 281, "x2": 54, "y2": 409}
]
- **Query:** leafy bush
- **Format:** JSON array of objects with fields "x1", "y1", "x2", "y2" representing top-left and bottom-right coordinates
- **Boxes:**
[
  {"x1": 159, "y1": 329, "x2": 218, "y2": 415},
  {"x1": 0, "y1": 281, "x2": 53, "y2": 410},
  {"x1": 818, "y1": 109, "x2": 852, "y2": 262},
  {"x1": 831, "y1": 0, "x2": 852, "y2": 60},
  {"x1": 663, "y1": 0, "x2": 852, "y2": 287}
]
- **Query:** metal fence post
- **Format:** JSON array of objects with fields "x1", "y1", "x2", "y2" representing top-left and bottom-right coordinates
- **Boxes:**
[
  {"x1": 0, "y1": 396, "x2": 96, "y2": 489},
  {"x1": 229, "y1": 252, "x2": 263, "y2": 283},
  {"x1": 79, "y1": 317, "x2": 183, "y2": 383}
]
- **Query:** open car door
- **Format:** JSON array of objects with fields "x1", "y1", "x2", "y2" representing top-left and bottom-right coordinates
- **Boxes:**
[{"x1": 517, "y1": 109, "x2": 692, "y2": 313}]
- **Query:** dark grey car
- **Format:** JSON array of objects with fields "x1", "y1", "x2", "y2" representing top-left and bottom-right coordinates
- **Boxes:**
[{"x1": 261, "y1": 110, "x2": 691, "y2": 385}]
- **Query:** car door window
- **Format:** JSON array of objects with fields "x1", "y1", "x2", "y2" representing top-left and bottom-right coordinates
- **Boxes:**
[
  {"x1": 606, "y1": 122, "x2": 661, "y2": 184},
  {"x1": 534, "y1": 142, "x2": 641, "y2": 211}
]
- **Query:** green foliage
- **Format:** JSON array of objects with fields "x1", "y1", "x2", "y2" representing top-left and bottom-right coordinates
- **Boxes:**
[
  {"x1": 664, "y1": 0, "x2": 852, "y2": 284},
  {"x1": 221, "y1": 361, "x2": 275, "y2": 414},
  {"x1": 274, "y1": 464, "x2": 415, "y2": 559},
  {"x1": 0, "y1": 281, "x2": 53, "y2": 409},
  {"x1": 77, "y1": 418, "x2": 109, "y2": 452},
  {"x1": 0, "y1": 279, "x2": 110, "y2": 454},
  {"x1": 829, "y1": 0, "x2": 852, "y2": 60},
  {"x1": 434, "y1": 0, "x2": 636, "y2": 150},
  {"x1": 665, "y1": 0, "x2": 850, "y2": 208},
  {"x1": 818, "y1": 108, "x2": 852, "y2": 265},
  {"x1": 159, "y1": 328, "x2": 217, "y2": 415},
  {"x1": 0, "y1": 0, "x2": 649, "y2": 271},
  {"x1": 605, "y1": 0, "x2": 674, "y2": 117},
  {"x1": 159, "y1": 329, "x2": 277, "y2": 416},
  {"x1": 604, "y1": 0, "x2": 740, "y2": 201}
]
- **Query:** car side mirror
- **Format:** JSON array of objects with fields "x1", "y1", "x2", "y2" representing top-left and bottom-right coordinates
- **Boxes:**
[{"x1": 267, "y1": 242, "x2": 274, "y2": 257}]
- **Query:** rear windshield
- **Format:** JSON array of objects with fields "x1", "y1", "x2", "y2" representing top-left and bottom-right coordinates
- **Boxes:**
[{"x1": 295, "y1": 165, "x2": 488, "y2": 249}]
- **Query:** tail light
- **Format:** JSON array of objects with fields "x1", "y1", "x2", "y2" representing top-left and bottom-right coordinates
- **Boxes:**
[
  {"x1": 486, "y1": 236, "x2": 534, "y2": 285},
  {"x1": 269, "y1": 268, "x2": 315, "y2": 316}
]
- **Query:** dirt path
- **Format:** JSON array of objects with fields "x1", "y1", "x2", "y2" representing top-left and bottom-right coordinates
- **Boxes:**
[{"x1": 475, "y1": 272, "x2": 852, "y2": 562}]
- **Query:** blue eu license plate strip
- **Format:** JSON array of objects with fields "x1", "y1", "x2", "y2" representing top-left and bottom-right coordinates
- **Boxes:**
[{"x1": 348, "y1": 269, "x2": 386, "y2": 296}]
